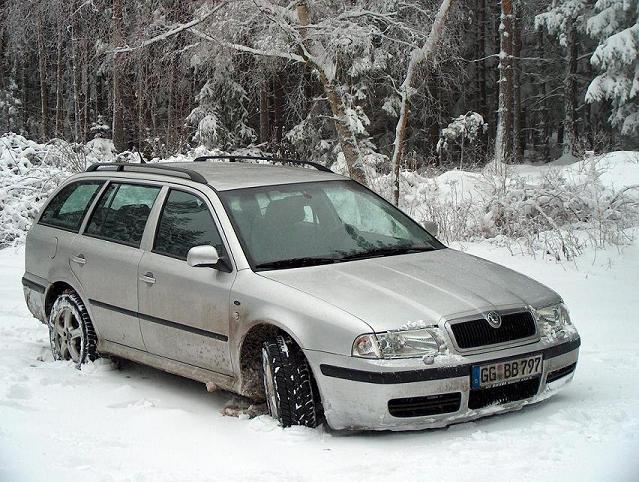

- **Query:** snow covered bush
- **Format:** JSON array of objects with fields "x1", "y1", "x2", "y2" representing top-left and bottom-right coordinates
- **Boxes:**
[
  {"x1": 436, "y1": 112, "x2": 487, "y2": 169},
  {"x1": 479, "y1": 161, "x2": 637, "y2": 259},
  {"x1": 379, "y1": 151, "x2": 639, "y2": 260},
  {"x1": 1, "y1": 129, "x2": 637, "y2": 263},
  {"x1": 0, "y1": 134, "x2": 70, "y2": 247},
  {"x1": 0, "y1": 133, "x2": 124, "y2": 247}
]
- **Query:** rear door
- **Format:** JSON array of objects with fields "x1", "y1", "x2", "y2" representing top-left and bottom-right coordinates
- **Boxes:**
[
  {"x1": 70, "y1": 181, "x2": 162, "y2": 350},
  {"x1": 137, "y1": 187, "x2": 235, "y2": 375},
  {"x1": 26, "y1": 179, "x2": 105, "y2": 283}
]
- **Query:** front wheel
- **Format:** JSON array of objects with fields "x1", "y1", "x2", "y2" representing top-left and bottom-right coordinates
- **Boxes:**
[
  {"x1": 261, "y1": 335, "x2": 320, "y2": 428},
  {"x1": 48, "y1": 291, "x2": 98, "y2": 366}
]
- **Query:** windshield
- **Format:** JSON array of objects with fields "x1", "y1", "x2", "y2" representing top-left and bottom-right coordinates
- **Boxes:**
[{"x1": 220, "y1": 180, "x2": 444, "y2": 270}]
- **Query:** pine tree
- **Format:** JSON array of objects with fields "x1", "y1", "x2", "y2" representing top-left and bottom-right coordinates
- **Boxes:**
[{"x1": 586, "y1": 0, "x2": 639, "y2": 136}]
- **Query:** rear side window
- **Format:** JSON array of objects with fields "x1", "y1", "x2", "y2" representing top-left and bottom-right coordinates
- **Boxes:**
[
  {"x1": 39, "y1": 181, "x2": 103, "y2": 232},
  {"x1": 85, "y1": 183, "x2": 161, "y2": 247},
  {"x1": 154, "y1": 190, "x2": 224, "y2": 260}
]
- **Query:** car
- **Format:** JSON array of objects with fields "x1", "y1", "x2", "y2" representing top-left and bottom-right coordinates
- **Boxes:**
[{"x1": 21, "y1": 156, "x2": 580, "y2": 431}]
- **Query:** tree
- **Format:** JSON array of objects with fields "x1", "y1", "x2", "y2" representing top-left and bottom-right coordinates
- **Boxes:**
[
  {"x1": 0, "y1": 0, "x2": 635, "y2": 169},
  {"x1": 535, "y1": 0, "x2": 590, "y2": 157},
  {"x1": 586, "y1": 0, "x2": 639, "y2": 136},
  {"x1": 494, "y1": 0, "x2": 514, "y2": 165},
  {"x1": 390, "y1": 0, "x2": 458, "y2": 205},
  {"x1": 112, "y1": 0, "x2": 126, "y2": 153},
  {"x1": 294, "y1": 1, "x2": 367, "y2": 185}
]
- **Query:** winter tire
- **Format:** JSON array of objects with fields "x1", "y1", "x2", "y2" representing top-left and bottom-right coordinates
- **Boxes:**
[
  {"x1": 48, "y1": 290, "x2": 98, "y2": 366},
  {"x1": 262, "y1": 335, "x2": 320, "y2": 428}
]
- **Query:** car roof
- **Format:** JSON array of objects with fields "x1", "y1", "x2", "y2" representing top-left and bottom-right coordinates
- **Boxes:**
[
  {"x1": 171, "y1": 162, "x2": 345, "y2": 190},
  {"x1": 80, "y1": 161, "x2": 347, "y2": 191}
]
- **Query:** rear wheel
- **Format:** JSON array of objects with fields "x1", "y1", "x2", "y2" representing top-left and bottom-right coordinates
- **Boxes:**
[
  {"x1": 261, "y1": 335, "x2": 320, "y2": 428},
  {"x1": 48, "y1": 291, "x2": 98, "y2": 366}
]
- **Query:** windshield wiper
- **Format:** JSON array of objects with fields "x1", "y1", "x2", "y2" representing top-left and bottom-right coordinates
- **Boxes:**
[
  {"x1": 255, "y1": 257, "x2": 341, "y2": 270},
  {"x1": 340, "y1": 246, "x2": 434, "y2": 261}
]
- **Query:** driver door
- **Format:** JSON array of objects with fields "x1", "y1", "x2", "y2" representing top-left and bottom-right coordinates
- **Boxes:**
[{"x1": 137, "y1": 187, "x2": 235, "y2": 375}]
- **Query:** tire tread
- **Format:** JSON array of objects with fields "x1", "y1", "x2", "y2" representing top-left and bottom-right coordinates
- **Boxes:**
[{"x1": 263, "y1": 336, "x2": 319, "y2": 428}]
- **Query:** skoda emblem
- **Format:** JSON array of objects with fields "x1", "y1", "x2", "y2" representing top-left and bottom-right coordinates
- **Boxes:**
[{"x1": 485, "y1": 311, "x2": 502, "y2": 328}]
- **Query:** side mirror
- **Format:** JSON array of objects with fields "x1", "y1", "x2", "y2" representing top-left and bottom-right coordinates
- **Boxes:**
[
  {"x1": 422, "y1": 220, "x2": 439, "y2": 237},
  {"x1": 187, "y1": 245, "x2": 220, "y2": 268}
]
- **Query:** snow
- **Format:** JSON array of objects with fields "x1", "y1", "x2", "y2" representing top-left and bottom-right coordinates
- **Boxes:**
[
  {"x1": 2, "y1": 237, "x2": 639, "y2": 480},
  {"x1": 585, "y1": 0, "x2": 639, "y2": 135},
  {"x1": 1, "y1": 139, "x2": 639, "y2": 479}
]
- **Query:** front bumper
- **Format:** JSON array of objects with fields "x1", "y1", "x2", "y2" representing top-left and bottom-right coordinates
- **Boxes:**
[{"x1": 305, "y1": 336, "x2": 580, "y2": 431}]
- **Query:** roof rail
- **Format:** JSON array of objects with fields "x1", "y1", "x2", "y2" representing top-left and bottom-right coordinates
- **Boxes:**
[
  {"x1": 86, "y1": 162, "x2": 208, "y2": 184},
  {"x1": 193, "y1": 155, "x2": 333, "y2": 173}
]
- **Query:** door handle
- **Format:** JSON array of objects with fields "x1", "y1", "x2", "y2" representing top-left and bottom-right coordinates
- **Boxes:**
[
  {"x1": 139, "y1": 272, "x2": 156, "y2": 285},
  {"x1": 71, "y1": 254, "x2": 86, "y2": 265}
]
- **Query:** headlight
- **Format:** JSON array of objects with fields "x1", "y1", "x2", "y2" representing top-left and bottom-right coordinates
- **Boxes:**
[
  {"x1": 352, "y1": 328, "x2": 447, "y2": 359},
  {"x1": 533, "y1": 303, "x2": 574, "y2": 339}
]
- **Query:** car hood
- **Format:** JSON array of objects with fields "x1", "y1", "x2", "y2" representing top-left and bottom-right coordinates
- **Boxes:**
[{"x1": 259, "y1": 248, "x2": 560, "y2": 332}]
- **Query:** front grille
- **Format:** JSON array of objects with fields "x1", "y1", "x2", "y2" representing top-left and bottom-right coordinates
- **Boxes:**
[
  {"x1": 546, "y1": 363, "x2": 577, "y2": 383},
  {"x1": 450, "y1": 311, "x2": 537, "y2": 350},
  {"x1": 388, "y1": 392, "x2": 462, "y2": 418},
  {"x1": 468, "y1": 376, "x2": 540, "y2": 410}
]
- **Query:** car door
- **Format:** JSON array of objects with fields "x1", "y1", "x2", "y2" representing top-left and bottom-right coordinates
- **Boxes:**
[
  {"x1": 70, "y1": 181, "x2": 162, "y2": 351},
  {"x1": 27, "y1": 179, "x2": 105, "y2": 285},
  {"x1": 137, "y1": 187, "x2": 235, "y2": 375}
]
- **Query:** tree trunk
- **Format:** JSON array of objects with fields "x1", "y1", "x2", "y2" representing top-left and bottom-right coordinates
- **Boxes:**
[
  {"x1": 475, "y1": 0, "x2": 487, "y2": 119},
  {"x1": 0, "y1": 20, "x2": 7, "y2": 133},
  {"x1": 36, "y1": 19, "x2": 49, "y2": 141},
  {"x1": 81, "y1": 37, "x2": 89, "y2": 143},
  {"x1": 536, "y1": 31, "x2": 551, "y2": 160},
  {"x1": 166, "y1": 57, "x2": 175, "y2": 148},
  {"x1": 563, "y1": 19, "x2": 578, "y2": 156},
  {"x1": 391, "y1": 0, "x2": 457, "y2": 205},
  {"x1": 272, "y1": 75, "x2": 284, "y2": 151},
  {"x1": 55, "y1": 22, "x2": 65, "y2": 138},
  {"x1": 494, "y1": 0, "x2": 514, "y2": 165},
  {"x1": 112, "y1": 0, "x2": 126, "y2": 153},
  {"x1": 259, "y1": 80, "x2": 270, "y2": 145},
  {"x1": 71, "y1": 28, "x2": 81, "y2": 143},
  {"x1": 512, "y1": 5, "x2": 523, "y2": 162},
  {"x1": 295, "y1": 1, "x2": 367, "y2": 185},
  {"x1": 137, "y1": 60, "x2": 145, "y2": 149},
  {"x1": 476, "y1": 0, "x2": 488, "y2": 162}
]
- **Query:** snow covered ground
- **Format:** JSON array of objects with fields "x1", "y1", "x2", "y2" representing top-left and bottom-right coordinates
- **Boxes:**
[
  {"x1": 1, "y1": 238, "x2": 638, "y2": 481},
  {"x1": 1, "y1": 135, "x2": 638, "y2": 479}
]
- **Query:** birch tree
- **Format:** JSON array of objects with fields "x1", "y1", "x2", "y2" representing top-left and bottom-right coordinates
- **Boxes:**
[
  {"x1": 390, "y1": 0, "x2": 458, "y2": 205},
  {"x1": 0, "y1": 0, "x2": 635, "y2": 167}
]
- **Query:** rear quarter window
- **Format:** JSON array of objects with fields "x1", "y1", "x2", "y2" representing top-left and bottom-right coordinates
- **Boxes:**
[{"x1": 38, "y1": 180, "x2": 104, "y2": 232}]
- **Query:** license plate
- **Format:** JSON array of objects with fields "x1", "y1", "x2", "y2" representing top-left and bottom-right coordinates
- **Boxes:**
[{"x1": 471, "y1": 354, "x2": 542, "y2": 389}]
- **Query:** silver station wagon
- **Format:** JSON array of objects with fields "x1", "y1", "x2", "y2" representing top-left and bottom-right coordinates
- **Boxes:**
[{"x1": 22, "y1": 156, "x2": 580, "y2": 431}]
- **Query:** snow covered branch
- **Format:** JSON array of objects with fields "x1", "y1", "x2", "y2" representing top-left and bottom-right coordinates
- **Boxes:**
[
  {"x1": 112, "y1": 1, "x2": 230, "y2": 53},
  {"x1": 189, "y1": 29, "x2": 305, "y2": 62}
]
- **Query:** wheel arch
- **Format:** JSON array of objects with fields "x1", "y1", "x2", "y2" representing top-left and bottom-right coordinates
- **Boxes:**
[
  {"x1": 44, "y1": 280, "x2": 87, "y2": 318},
  {"x1": 237, "y1": 321, "x2": 303, "y2": 400}
]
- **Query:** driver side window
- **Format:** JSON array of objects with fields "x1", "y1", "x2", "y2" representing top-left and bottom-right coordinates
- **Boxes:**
[{"x1": 153, "y1": 189, "x2": 224, "y2": 260}]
